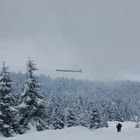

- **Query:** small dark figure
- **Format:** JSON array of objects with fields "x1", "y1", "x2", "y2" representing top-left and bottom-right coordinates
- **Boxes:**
[{"x1": 116, "y1": 123, "x2": 122, "y2": 132}]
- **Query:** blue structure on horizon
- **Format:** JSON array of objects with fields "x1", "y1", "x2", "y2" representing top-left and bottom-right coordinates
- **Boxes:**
[{"x1": 56, "y1": 69, "x2": 82, "y2": 73}]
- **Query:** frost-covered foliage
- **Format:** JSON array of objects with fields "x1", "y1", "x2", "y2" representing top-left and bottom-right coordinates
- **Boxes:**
[
  {"x1": 11, "y1": 73, "x2": 140, "y2": 131},
  {"x1": 89, "y1": 108, "x2": 102, "y2": 129},
  {"x1": 18, "y1": 59, "x2": 46, "y2": 132},
  {"x1": 0, "y1": 62, "x2": 19, "y2": 137},
  {"x1": 42, "y1": 79, "x2": 140, "y2": 122},
  {"x1": 1, "y1": 60, "x2": 140, "y2": 137},
  {"x1": 45, "y1": 93, "x2": 65, "y2": 129},
  {"x1": 65, "y1": 108, "x2": 78, "y2": 127}
]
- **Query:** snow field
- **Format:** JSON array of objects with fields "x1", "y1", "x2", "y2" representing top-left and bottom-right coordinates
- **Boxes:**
[{"x1": 0, "y1": 122, "x2": 139, "y2": 140}]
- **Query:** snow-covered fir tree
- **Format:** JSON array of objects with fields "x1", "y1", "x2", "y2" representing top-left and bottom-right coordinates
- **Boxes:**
[
  {"x1": 65, "y1": 108, "x2": 77, "y2": 127},
  {"x1": 19, "y1": 59, "x2": 46, "y2": 132},
  {"x1": 47, "y1": 94, "x2": 65, "y2": 129},
  {"x1": 0, "y1": 62, "x2": 19, "y2": 137},
  {"x1": 89, "y1": 108, "x2": 103, "y2": 129}
]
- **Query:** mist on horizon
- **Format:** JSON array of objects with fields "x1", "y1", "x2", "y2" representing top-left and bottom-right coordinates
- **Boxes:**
[{"x1": 0, "y1": 0, "x2": 140, "y2": 81}]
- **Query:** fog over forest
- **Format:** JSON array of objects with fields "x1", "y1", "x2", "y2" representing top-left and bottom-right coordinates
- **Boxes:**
[{"x1": 0, "y1": 0, "x2": 140, "y2": 80}]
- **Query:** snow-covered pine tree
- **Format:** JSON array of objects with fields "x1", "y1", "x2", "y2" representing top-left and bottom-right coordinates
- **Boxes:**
[
  {"x1": 51, "y1": 107, "x2": 65, "y2": 129},
  {"x1": 65, "y1": 108, "x2": 77, "y2": 127},
  {"x1": 0, "y1": 62, "x2": 19, "y2": 137},
  {"x1": 19, "y1": 59, "x2": 46, "y2": 132},
  {"x1": 89, "y1": 108, "x2": 102, "y2": 129},
  {"x1": 49, "y1": 94, "x2": 65, "y2": 130}
]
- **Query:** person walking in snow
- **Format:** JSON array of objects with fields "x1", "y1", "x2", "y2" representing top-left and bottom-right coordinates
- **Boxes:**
[{"x1": 116, "y1": 123, "x2": 122, "y2": 132}]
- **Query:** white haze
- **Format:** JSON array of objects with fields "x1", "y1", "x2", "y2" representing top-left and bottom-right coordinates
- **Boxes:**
[{"x1": 0, "y1": 0, "x2": 140, "y2": 80}]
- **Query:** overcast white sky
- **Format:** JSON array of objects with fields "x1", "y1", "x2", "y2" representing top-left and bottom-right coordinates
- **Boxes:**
[{"x1": 0, "y1": 0, "x2": 140, "y2": 80}]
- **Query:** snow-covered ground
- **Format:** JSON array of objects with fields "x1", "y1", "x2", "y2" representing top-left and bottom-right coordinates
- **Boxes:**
[{"x1": 0, "y1": 122, "x2": 139, "y2": 140}]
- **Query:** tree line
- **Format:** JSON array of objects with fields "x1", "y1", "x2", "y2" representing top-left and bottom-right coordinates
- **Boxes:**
[{"x1": 0, "y1": 59, "x2": 140, "y2": 137}]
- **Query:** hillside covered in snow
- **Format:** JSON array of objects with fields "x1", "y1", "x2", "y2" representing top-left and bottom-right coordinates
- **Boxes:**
[
  {"x1": 0, "y1": 122, "x2": 139, "y2": 140},
  {"x1": 0, "y1": 59, "x2": 140, "y2": 137}
]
